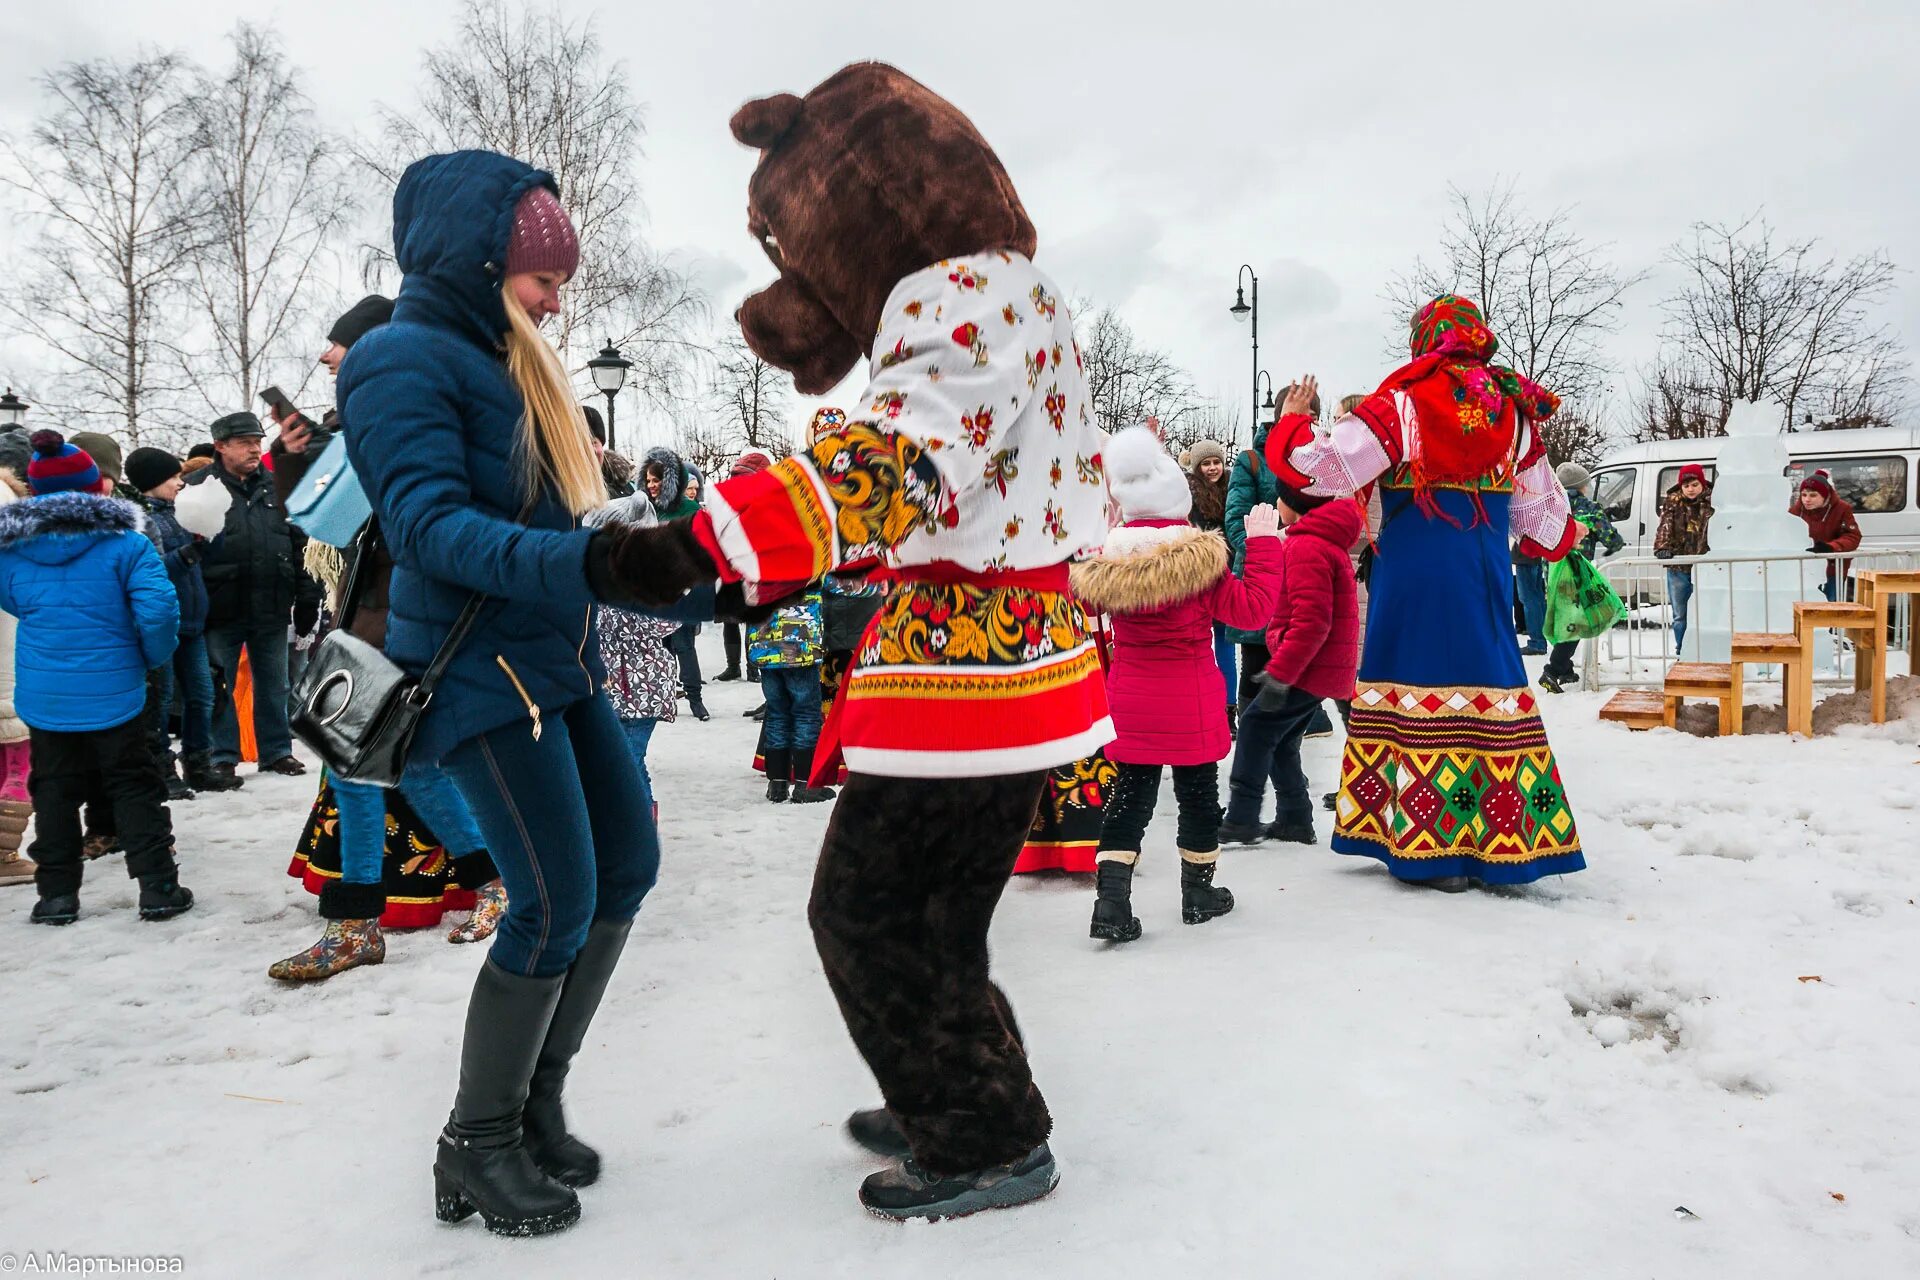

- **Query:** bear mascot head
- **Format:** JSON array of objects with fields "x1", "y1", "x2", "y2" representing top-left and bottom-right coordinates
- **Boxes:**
[{"x1": 729, "y1": 62, "x2": 1036, "y2": 396}]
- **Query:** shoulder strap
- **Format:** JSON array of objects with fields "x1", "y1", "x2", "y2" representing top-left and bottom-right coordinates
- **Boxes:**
[
  {"x1": 416, "y1": 593, "x2": 488, "y2": 700},
  {"x1": 334, "y1": 519, "x2": 380, "y2": 631}
]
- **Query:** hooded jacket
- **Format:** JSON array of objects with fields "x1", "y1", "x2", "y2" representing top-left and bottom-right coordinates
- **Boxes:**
[
  {"x1": 0, "y1": 492, "x2": 179, "y2": 732},
  {"x1": 1071, "y1": 519, "x2": 1282, "y2": 765},
  {"x1": 641, "y1": 446, "x2": 699, "y2": 520},
  {"x1": 141, "y1": 496, "x2": 209, "y2": 638},
  {"x1": 1263, "y1": 499, "x2": 1365, "y2": 700},
  {"x1": 338, "y1": 150, "x2": 605, "y2": 763}
]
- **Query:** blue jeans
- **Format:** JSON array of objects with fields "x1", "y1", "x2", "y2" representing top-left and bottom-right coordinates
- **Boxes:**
[
  {"x1": 621, "y1": 717, "x2": 658, "y2": 813},
  {"x1": 1226, "y1": 686, "x2": 1324, "y2": 826},
  {"x1": 442, "y1": 692, "x2": 659, "y2": 978},
  {"x1": 150, "y1": 632, "x2": 215, "y2": 761},
  {"x1": 333, "y1": 762, "x2": 488, "y2": 888},
  {"x1": 204, "y1": 621, "x2": 292, "y2": 766},
  {"x1": 1212, "y1": 623, "x2": 1237, "y2": 708},
  {"x1": 761, "y1": 665, "x2": 823, "y2": 751},
  {"x1": 1515, "y1": 560, "x2": 1547, "y2": 652},
  {"x1": 1667, "y1": 567, "x2": 1695, "y2": 652}
]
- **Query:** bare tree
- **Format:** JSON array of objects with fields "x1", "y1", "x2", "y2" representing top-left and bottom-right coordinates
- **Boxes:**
[
  {"x1": 705, "y1": 332, "x2": 793, "y2": 462},
  {"x1": 1660, "y1": 214, "x2": 1908, "y2": 429},
  {"x1": 182, "y1": 24, "x2": 355, "y2": 417},
  {"x1": 1075, "y1": 302, "x2": 1201, "y2": 437},
  {"x1": 1160, "y1": 398, "x2": 1241, "y2": 458},
  {"x1": 0, "y1": 53, "x2": 207, "y2": 447},
  {"x1": 365, "y1": 0, "x2": 704, "y2": 405},
  {"x1": 1390, "y1": 182, "x2": 1642, "y2": 417},
  {"x1": 1628, "y1": 354, "x2": 1727, "y2": 443}
]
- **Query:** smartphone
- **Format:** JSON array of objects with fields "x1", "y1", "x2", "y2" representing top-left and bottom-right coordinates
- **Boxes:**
[{"x1": 259, "y1": 385, "x2": 319, "y2": 436}]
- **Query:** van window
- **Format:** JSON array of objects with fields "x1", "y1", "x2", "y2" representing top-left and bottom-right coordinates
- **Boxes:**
[
  {"x1": 1592, "y1": 469, "x2": 1635, "y2": 524},
  {"x1": 1783, "y1": 455, "x2": 1908, "y2": 513},
  {"x1": 1657, "y1": 464, "x2": 1716, "y2": 494}
]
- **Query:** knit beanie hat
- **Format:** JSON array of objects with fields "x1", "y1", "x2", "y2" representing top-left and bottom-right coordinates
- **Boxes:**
[
  {"x1": 1556, "y1": 461, "x2": 1591, "y2": 491},
  {"x1": 1188, "y1": 439, "x2": 1227, "y2": 470},
  {"x1": 69, "y1": 430, "x2": 124, "y2": 483},
  {"x1": 126, "y1": 446, "x2": 184, "y2": 494},
  {"x1": 504, "y1": 185, "x2": 580, "y2": 279},
  {"x1": 1798, "y1": 468, "x2": 1835, "y2": 502},
  {"x1": 327, "y1": 294, "x2": 395, "y2": 350},
  {"x1": 1106, "y1": 425, "x2": 1192, "y2": 522},
  {"x1": 26, "y1": 430, "x2": 102, "y2": 495},
  {"x1": 1275, "y1": 478, "x2": 1332, "y2": 516},
  {"x1": 187, "y1": 442, "x2": 217, "y2": 461},
  {"x1": 1677, "y1": 463, "x2": 1707, "y2": 488},
  {"x1": 731, "y1": 450, "x2": 774, "y2": 478}
]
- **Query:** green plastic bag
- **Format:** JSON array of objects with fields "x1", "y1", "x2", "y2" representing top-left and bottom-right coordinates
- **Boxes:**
[{"x1": 1544, "y1": 550, "x2": 1626, "y2": 644}]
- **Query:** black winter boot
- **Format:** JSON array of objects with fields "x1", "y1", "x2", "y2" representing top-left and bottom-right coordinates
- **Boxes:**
[
  {"x1": 859, "y1": 1143, "x2": 1060, "y2": 1221},
  {"x1": 31, "y1": 893, "x2": 80, "y2": 926},
  {"x1": 1180, "y1": 856, "x2": 1235, "y2": 925},
  {"x1": 138, "y1": 878, "x2": 195, "y2": 921},
  {"x1": 714, "y1": 666, "x2": 743, "y2": 682},
  {"x1": 1089, "y1": 859, "x2": 1142, "y2": 943},
  {"x1": 185, "y1": 753, "x2": 243, "y2": 792},
  {"x1": 765, "y1": 747, "x2": 791, "y2": 803},
  {"x1": 434, "y1": 961, "x2": 580, "y2": 1236},
  {"x1": 524, "y1": 919, "x2": 632, "y2": 1188},
  {"x1": 164, "y1": 757, "x2": 196, "y2": 803},
  {"x1": 788, "y1": 744, "x2": 837, "y2": 804},
  {"x1": 1264, "y1": 817, "x2": 1316, "y2": 844}
]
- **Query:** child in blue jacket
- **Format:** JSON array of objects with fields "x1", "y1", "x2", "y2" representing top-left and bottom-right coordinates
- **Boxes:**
[
  {"x1": 749, "y1": 589, "x2": 835, "y2": 803},
  {"x1": 0, "y1": 431, "x2": 193, "y2": 925}
]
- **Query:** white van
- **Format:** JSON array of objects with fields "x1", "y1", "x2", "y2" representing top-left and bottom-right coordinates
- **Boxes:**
[{"x1": 1588, "y1": 426, "x2": 1920, "y2": 558}]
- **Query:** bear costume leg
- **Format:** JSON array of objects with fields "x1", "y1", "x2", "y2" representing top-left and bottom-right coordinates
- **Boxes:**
[{"x1": 808, "y1": 771, "x2": 1051, "y2": 1175}]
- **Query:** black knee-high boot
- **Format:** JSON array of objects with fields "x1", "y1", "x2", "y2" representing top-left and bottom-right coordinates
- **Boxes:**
[
  {"x1": 523, "y1": 919, "x2": 632, "y2": 1188},
  {"x1": 434, "y1": 961, "x2": 580, "y2": 1236}
]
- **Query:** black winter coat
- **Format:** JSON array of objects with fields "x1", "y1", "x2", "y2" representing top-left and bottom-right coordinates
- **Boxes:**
[
  {"x1": 141, "y1": 497, "x2": 209, "y2": 639},
  {"x1": 187, "y1": 461, "x2": 320, "y2": 631}
]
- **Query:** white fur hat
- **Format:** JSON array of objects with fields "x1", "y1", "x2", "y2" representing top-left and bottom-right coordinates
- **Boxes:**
[{"x1": 1105, "y1": 425, "x2": 1191, "y2": 523}]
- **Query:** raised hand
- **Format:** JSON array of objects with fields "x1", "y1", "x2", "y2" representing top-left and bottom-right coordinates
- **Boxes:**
[
  {"x1": 1243, "y1": 503, "x2": 1281, "y2": 540},
  {"x1": 1281, "y1": 375, "x2": 1319, "y2": 418}
]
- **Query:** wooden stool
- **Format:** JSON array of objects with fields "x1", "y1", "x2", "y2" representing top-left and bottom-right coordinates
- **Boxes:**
[
  {"x1": 1733, "y1": 631, "x2": 1806, "y2": 733},
  {"x1": 1854, "y1": 570, "x2": 1920, "y2": 723},
  {"x1": 1791, "y1": 601, "x2": 1877, "y2": 736},
  {"x1": 1663, "y1": 662, "x2": 1741, "y2": 736},
  {"x1": 1600, "y1": 689, "x2": 1667, "y2": 731}
]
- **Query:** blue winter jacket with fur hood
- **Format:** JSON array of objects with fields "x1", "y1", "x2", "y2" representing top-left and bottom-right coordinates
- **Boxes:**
[
  {"x1": 338, "y1": 150, "x2": 605, "y2": 763},
  {"x1": 0, "y1": 492, "x2": 179, "y2": 732}
]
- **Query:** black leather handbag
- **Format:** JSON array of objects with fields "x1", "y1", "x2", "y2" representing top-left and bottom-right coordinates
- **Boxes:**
[{"x1": 290, "y1": 521, "x2": 483, "y2": 787}]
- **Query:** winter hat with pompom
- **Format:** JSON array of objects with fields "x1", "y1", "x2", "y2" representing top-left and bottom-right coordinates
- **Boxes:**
[
  {"x1": 1105, "y1": 425, "x2": 1192, "y2": 523},
  {"x1": 26, "y1": 430, "x2": 102, "y2": 496},
  {"x1": 1798, "y1": 469, "x2": 1836, "y2": 503}
]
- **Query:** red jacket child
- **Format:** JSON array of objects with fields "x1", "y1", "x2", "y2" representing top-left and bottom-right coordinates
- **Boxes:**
[{"x1": 1261, "y1": 496, "x2": 1365, "y2": 701}]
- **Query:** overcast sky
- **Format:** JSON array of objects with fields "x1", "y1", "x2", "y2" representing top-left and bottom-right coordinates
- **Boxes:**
[{"x1": 3, "y1": 0, "x2": 1915, "y2": 453}]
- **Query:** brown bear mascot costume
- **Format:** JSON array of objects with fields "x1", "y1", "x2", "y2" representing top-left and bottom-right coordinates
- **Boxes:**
[{"x1": 595, "y1": 63, "x2": 1114, "y2": 1219}]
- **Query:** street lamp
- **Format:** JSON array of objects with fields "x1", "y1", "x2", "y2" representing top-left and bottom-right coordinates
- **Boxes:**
[
  {"x1": 586, "y1": 342, "x2": 632, "y2": 452},
  {"x1": 0, "y1": 388, "x2": 27, "y2": 428},
  {"x1": 1230, "y1": 266, "x2": 1258, "y2": 447},
  {"x1": 1254, "y1": 370, "x2": 1276, "y2": 430}
]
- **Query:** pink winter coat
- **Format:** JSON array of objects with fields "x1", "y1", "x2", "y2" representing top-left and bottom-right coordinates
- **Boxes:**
[
  {"x1": 1071, "y1": 518, "x2": 1282, "y2": 765},
  {"x1": 1264, "y1": 499, "x2": 1364, "y2": 700}
]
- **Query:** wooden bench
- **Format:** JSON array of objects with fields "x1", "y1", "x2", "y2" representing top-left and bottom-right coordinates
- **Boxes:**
[
  {"x1": 1599, "y1": 689, "x2": 1667, "y2": 731},
  {"x1": 1792, "y1": 601, "x2": 1878, "y2": 736},
  {"x1": 1664, "y1": 662, "x2": 1741, "y2": 736},
  {"x1": 1733, "y1": 631, "x2": 1806, "y2": 733},
  {"x1": 1854, "y1": 570, "x2": 1920, "y2": 723}
]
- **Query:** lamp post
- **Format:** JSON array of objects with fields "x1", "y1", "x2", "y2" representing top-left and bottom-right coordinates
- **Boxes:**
[
  {"x1": 586, "y1": 342, "x2": 632, "y2": 452},
  {"x1": 0, "y1": 388, "x2": 27, "y2": 429},
  {"x1": 1230, "y1": 265, "x2": 1258, "y2": 446},
  {"x1": 1254, "y1": 370, "x2": 1276, "y2": 433}
]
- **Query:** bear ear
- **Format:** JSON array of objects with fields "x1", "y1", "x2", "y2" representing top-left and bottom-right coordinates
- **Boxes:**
[{"x1": 731, "y1": 93, "x2": 804, "y2": 149}]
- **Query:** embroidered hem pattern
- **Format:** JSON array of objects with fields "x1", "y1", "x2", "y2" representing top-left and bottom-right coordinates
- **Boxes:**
[
  {"x1": 1332, "y1": 680, "x2": 1584, "y2": 883},
  {"x1": 837, "y1": 580, "x2": 1113, "y2": 777}
]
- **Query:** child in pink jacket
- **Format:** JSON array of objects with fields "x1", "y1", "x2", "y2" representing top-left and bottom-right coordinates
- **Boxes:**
[
  {"x1": 1069, "y1": 427, "x2": 1282, "y2": 944},
  {"x1": 1240, "y1": 481, "x2": 1363, "y2": 845}
]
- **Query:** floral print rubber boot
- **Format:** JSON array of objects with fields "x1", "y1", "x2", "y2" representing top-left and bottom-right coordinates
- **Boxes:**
[
  {"x1": 268, "y1": 919, "x2": 386, "y2": 982},
  {"x1": 449, "y1": 881, "x2": 508, "y2": 944}
]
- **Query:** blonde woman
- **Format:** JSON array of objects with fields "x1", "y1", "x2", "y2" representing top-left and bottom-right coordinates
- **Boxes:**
[{"x1": 339, "y1": 153, "x2": 673, "y2": 1237}]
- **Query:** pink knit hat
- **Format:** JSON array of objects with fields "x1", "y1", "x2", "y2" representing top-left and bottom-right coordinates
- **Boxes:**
[{"x1": 505, "y1": 185, "x2": 579, "y2": 278}]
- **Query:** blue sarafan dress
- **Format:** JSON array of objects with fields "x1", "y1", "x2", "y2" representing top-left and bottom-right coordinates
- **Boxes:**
[{"x1": 1266, "y1": 295, "x2": 1587, "y2": 885}]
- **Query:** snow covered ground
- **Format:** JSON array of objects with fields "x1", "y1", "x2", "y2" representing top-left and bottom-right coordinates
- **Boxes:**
[{"x1": 5, "y1": 633, "x2": 1920, "y2": 1279}]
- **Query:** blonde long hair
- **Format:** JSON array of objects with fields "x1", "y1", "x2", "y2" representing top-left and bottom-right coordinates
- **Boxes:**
[{"x1": 503, "y1": 290, "x2": 603, "y2": 517}]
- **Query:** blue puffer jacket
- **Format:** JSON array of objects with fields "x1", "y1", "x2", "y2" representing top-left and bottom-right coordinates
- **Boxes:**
[
  {"x1": 338, "y1": 150, "x2": 604, "y2": 763},
  {"x1": 142, "y1": 497, "x2": 209, "y2": 638},
  {"x1": 0, "y1": 492, "x2": 179, "y2": 732}
]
